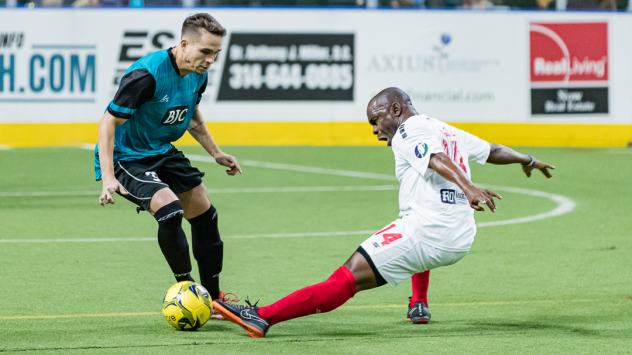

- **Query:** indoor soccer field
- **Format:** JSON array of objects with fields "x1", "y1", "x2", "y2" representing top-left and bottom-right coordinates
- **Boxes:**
[{"x1": 0, "y1": 145, "x2": 630, "y2": 354}]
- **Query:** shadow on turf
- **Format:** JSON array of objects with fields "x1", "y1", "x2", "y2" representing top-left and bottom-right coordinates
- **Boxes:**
[
  {"x1": 466, "y1": 321, "x2": 600, "y2": 336},
  {"x1": 0, "y1": 323, "x2": 609, "y2": 353},
  {"x1": 194, "y1": 323, "x2": 234, "y2": 332}
]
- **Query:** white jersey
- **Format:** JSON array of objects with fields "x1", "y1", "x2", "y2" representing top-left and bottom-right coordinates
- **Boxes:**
[{"x1": 391, "y1": 114, "x2": 491, "y2": 252}]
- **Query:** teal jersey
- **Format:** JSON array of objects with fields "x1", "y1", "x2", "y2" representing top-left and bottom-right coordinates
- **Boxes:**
[{"x1": 94, "y1": 48, "x2": 207, "y2": 180}]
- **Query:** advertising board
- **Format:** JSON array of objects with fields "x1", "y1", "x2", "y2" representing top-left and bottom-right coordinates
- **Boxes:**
[
  {"x1": 217, "y1": 33, "x2": 354, "y2": 101},
  {"x1": 0, "y1": 9, "x2": 631, "y2": 148},
  {"x1": 529, "y1": 22, "x2": 609, "y2": 116}
]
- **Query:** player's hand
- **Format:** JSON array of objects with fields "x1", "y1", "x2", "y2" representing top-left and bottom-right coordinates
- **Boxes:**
[
  {"x1": 523, "y1": 159, "x2": 555, "y2": 178},
  {"x1": 215, "y1": 153, "x2": 242, "y2": 176},
  {"x1": 99, "y1": 178, "x2": 128, "y2": 207},
  {"x1": 464, "y1": 187, "x2": 502, "y2": 212}
]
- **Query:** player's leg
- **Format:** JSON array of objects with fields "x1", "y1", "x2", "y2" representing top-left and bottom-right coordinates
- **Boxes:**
[
  {"x1": 408, "y1": 271, "x2": 431, "y2": 324},
  {"x1": 176, "y1": 182, "x2": 224, "y2": 301},
  {"x1": 149, "y1": 188, "x2": 195, "y2": 283},
  {"x1": 410, "y1": 271, "x2": 430, "y2": 308},
  {"x1": 257, "y1": 250, "x2": 379, "y2": 323},
  {"x1": 212, "y1": 250, "x2": 383, "y2": 338},
  {"x1": 157, "y1": 148, "x2": 226, "y2": 301},
  {"x1": 114, "y1": 160, "x2": 194, "y2": 284},
  {"x1": 405, "y1": 242, "x2": 467, "y2": 325}
]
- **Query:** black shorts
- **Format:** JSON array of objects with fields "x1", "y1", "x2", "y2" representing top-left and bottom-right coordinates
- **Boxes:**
[{"x1": 114, "y1": 147, "x2": 205, "y2": 212}]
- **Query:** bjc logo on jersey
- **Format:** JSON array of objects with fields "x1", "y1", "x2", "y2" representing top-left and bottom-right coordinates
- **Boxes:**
[
  {"x1": 530, "y1": 22, "x2": 608, "y2": 83},
  {"x1": 161, "y1": 106, "x2": 189, "y2": 126},
  {"x1": 440, "y1": 189, "x2": 466, "y2": 204}
]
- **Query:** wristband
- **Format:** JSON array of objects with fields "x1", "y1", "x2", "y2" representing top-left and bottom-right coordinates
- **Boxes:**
[{"x1": 522, "y1": 155, "x2": 536, "y2": 167}]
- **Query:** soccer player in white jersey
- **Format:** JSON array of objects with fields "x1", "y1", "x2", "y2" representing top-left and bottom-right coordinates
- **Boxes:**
[{"x1": 213, "y1": 87, "x2": 555, "y2": 338}]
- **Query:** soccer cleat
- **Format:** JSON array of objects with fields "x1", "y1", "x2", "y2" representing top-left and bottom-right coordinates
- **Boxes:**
[
  {"x1": 212, "y1": 299, "x2": 270, "y2": 338},
  {"x1": 407, "y1": 298, "x2": 431, "y2": 324},
  {"x1": 210, "y1": 291, "x2": 240, "y2": 320}
]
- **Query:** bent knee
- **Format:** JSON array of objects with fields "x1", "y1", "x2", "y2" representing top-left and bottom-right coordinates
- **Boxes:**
[{"x1": 149, "y1": 188, "x2": 179, "y2": 215}]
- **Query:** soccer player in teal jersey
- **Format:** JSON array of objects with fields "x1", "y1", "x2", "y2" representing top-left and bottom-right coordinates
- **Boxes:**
[{"x1": 96, "y1": 14, "x2": 240, "y2": 313}]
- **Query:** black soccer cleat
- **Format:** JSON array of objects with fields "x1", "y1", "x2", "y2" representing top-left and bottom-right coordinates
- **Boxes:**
[
  {"x1": 407, "y1": 298, "x2": 431, "y2": 324},
  {"x1": 212, "y1": 299, "x2": 270, "y2": 338}
]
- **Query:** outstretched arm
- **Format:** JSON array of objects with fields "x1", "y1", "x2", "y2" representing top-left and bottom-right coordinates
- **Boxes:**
[
  {"x1": 188, "y1": 105, "x2": 242, "y2": 176},
  {"x1": 487, "y1": 144, "x2": 555, "y2": 178},
  {"x1": 98, "y1": 112, "x2": 129, "y2": 206},
  {"x1": 429, "y1": 152, "x2": 501, "y2": 212}
]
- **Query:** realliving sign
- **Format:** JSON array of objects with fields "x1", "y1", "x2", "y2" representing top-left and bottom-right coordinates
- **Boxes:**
[{"x1": 529, "y1": 22, "x2": 609, "y2": 115}]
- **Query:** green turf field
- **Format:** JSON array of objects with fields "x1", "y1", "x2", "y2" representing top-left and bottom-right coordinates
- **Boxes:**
[{"x1": 0, "y1": 146, "x2": 630, "y2": 354}]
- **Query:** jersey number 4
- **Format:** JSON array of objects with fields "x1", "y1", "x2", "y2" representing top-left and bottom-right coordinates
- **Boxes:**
[{"x1": 376, "y1": 224, "x2": 403, "y2": 246}]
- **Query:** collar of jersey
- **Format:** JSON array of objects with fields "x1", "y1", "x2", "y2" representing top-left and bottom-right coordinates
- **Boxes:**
[{"x1": 167, "y1": 47, "x2": 181, "y2": 76}]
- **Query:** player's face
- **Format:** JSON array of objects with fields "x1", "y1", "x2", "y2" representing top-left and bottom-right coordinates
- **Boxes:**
[
  {"x1": 185, "y1": 31, "x2": 223, "y2": 75},
  {"x1": 367, "y1": 100, "x2": 398, "y2": 146}
]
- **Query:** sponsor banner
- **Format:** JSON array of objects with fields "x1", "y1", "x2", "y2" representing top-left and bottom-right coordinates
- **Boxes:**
[
  {"x1": 361, "y1": 20, "x2": 509, "y2": 122},
  {"x1": 0, "y1": 36, "x2": 97, "y2": 102},
  {"x1": 530, "y1": 22, "x2": 608, "y2": 84},
  {"x1": 531, "y1": 88, "x2": 608, "y2": 115},
  {"x1": 217, "y1": 33, "x2": 354, "y2": 101},
  {"x1": 0, "y1": 9, "x2": 630, "y2": 125},
  {"x1": 529, "y1": 22, "x2": 609, "y2": 116}
]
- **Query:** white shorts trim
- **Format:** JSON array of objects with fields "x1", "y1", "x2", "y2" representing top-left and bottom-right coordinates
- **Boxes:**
[{"x1": 118, "y1": 162, "x2": 168, "y2": 186}]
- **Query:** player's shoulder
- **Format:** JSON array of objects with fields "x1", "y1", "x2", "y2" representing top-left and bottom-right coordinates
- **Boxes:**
[
  {"x1": 399, "y1": 114, "x2": 437, "y2": 135},
  {"x1": 128, "y1": 50, "x2": 170, "y2": 76}
]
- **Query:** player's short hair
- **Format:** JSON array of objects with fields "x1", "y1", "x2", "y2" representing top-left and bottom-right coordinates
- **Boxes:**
[{"x1": 182, "y1": 13, "x2": 227, "y2": 40}]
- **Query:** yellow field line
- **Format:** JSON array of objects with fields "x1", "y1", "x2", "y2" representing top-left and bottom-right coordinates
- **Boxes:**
[
  {"x1": 0, "y1": 312, "x2": 160, "y2": 320},
  {"x1": 1, "y1": 300, "x2": 596, "y2": 320},
  {"x1": 339, "y1": 299, "x2": 593, "y2": 310}
]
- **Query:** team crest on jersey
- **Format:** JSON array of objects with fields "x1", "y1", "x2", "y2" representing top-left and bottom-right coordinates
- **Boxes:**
[
  {"x1": 161, "y1": 105, "x2": 189, "y2": 126},
  {"x1": 414, "y1": 143, "x2": 428, "y2": 158}
]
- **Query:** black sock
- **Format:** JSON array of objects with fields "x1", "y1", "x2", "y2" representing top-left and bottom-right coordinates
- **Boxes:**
[
  {"x1": 154, "y1": 201, "x2": 194, "y2": 284},
  {"x1": 188, "y1": 205, "x2": 222, "y2": 300}
]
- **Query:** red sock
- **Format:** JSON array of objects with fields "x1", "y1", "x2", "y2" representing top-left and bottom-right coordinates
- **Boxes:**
[
  {"x1": 257, "y1": 266, "x2": 356, "y2": 325},
  {"x1": 410, "y1": 271, "x2": 430, "y2": 308}
]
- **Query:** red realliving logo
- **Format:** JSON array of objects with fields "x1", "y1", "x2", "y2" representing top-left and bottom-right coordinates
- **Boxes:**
[{"x1": 530, "y1": 22, "x2": 608, "y2": 84}]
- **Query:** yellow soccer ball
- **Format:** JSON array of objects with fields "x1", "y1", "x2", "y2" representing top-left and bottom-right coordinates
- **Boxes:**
[{"x1": 162, "y1": 281, "x2": 212, "y2": 331}]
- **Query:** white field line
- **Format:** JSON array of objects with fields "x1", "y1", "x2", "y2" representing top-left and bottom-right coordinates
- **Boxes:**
[
  {"x1": 0, "y1": 191, "x2": 99, "y2": 197},
  {"x1": 11, "y1": 144, "x2": 570, "y2": 243},
  {"x1": 0, "y1": 183, "x2": 574, "y2": 243},
  {"x1": 79, "y1": 145, "x2": 396, "y2": 180},
  {"x1": 205, "y1": 185, "x2": 399, "y2": 193},
  {"x1": 190, "y1": 154, "x2": 577, "y2": 228},
  {"x1": 0, "y1": 185, "x2": 399, "y2": 197},
  {"x1": 0, "y1": 183, "x2": 575, "y2": 229},
  {"x1": 475, "y1": 184, "x2": 576, "y2": 228},
  {"x1": 187, "y1": 154, "x2": 398, "y2": 181},
  {"x1": 0, "y1": 230, "x2": 377, "y2": 243}
]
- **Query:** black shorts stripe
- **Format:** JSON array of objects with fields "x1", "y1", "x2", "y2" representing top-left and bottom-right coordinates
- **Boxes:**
[{"x1": 356, "y1": 246, "x2": 387, "y2": 287}]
